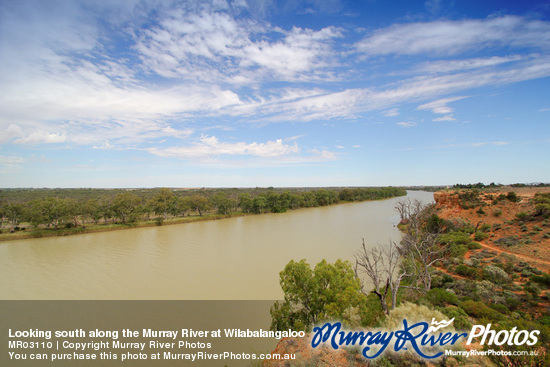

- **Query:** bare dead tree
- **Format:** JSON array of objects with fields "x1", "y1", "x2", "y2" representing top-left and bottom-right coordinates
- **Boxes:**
[
  {"x1": 355, "y1": 199, "x2": 444, "y2": 313},
  {"x1": 399, "y1": 200, "x2": 444, "y2": 292},
  {"x1": 355, "y1": 239, "x2": 415, "y2": 314}
]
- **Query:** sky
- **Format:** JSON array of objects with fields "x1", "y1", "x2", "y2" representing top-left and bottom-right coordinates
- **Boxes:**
[{"x1": 0, "y1": 0, "x2": 549, "y2": 188}]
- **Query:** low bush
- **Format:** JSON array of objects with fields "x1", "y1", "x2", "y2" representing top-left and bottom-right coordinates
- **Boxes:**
[
  {"x1": 459, "y1": 300, "x2": 504, "y2": 322},
  {"x1": 440, "y1": 306, "x2": 472, "y2": 331},
  {"x1": 468, "y1": 241, "x2": 482, "y2": 250},
  {"x1": 489, "y1": 303, "x2": 510, "y2": 314},
  {"x1": 494, "y1": 236, "x2": 519, "y2": 247},
  {"x1": 449, "y1": 244, "x2": 469, "y2": 257},
  {"x1": 425, "y1": 288, "x2": 459, "y2": 307},
  {"x1": 530, "y1": 273, "x2": 550, "y2": 287},
  {"x1": 455, "y1": 264, "x2": 478, "y2": 278},
  {"x1": 506, "y1": 191, "x2": 520, "y2": 202},
  {"x1": 483, "y1": 265, "x2": 511, "y2": 284},
  {"x1": 516, "y1": 212, "x2": 529, "y2": 221},
  {"x1": 474, "y1": 232, "x2": 489, "y2": 241}
]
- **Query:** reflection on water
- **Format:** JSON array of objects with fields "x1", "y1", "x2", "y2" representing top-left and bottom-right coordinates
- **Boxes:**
[{"x1": 0, "y1": 191, "x2": 433, "y2": 300}]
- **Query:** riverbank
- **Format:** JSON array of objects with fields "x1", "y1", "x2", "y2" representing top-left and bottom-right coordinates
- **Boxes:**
[
  {"x1": 0, "y1": 196, "x2": 409, "y2": 243},
  {"x1": 0, "y1": 186, "x2": 407, "y2": 242},
  {"x1": 0, "y1": 212, "x2": 251, "y2": 242}
]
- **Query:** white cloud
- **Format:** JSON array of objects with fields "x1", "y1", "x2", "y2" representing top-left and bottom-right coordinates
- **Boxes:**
[
  {"x1": 0, "y1": 155, "x2": 25, "y2": 167},
  {"x1": 14, "y1": 131, "x2": 67, "y2": 144},
  {"x1": 415, "y1": 55, "x2": 524, "y2": 74},
  {"x1": 2, "y1": 2, "x2": 550, "y2": 156},
  {"x1": 433, "y1": 115, "x2": 456, "y2": 122},
  {"x1": 397, "y1": 121, "x2": 416, "y2": 127},
  {"x1": 148, "y1": 135, "x2": 300, "y2": 159},
  {"x1": 382, "y1": 108, "x2": 399, "y2": 117},
  {"x1": 135, "y1": 9, "x2": 342, "y2": 82},
  {"x1": 355, "y1": 16, "x2": 550, "y2": 56},
  {"x1": 417, "y1": 96, "x2": 467, "y2": 114}
]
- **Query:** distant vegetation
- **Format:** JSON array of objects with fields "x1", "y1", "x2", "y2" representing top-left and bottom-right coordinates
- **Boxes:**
[
  {"x1": 0, "y1": 186, "x2": 406, "y2": 239},
  {"x1": 453, "y1": 182, "x2": 550, "y2": 189}
]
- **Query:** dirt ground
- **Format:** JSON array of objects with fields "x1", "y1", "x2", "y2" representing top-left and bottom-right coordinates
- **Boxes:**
[{"x1": 435, "y1": 187, "x2": 550, "y2": 271}]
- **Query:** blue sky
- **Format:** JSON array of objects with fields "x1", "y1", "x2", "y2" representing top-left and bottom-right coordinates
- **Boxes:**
[{"x1": 0, "y1": 0, "x2": 549, "y2": 188}]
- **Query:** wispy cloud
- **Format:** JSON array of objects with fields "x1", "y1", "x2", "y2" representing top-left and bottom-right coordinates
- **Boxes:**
[
  {"x1": 1, "y1": 1, "x2": 549, "y2": 173},
  {"x1": 355, "y1": 16, "x2": 550, "y2": 56},
  {"x1": 397, "y1": 121, "x2": 417, "y2": 127},
  {"x1": 433, "y1": 115, "x2": 456, "y2": 122},
  {"x1": 135, "y1": 8, "x2": 343, "y2": 83},
  {"x1": 0, "y1": 155, "x2": 25, "y2": 167},
  {"x1": 414, "y1": 55, "x2": 524, "y2": 74},
  {"x1": 148, "y1": 135, "x2": 300, "y2": 159},
  {"x1": 382, "y1": 108, "x2": 399, "y2": 117}
]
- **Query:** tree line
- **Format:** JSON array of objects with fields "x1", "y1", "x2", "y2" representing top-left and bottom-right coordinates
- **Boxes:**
[{"x1": 0, "y1": 187, "x2": 406, "y2": 232}]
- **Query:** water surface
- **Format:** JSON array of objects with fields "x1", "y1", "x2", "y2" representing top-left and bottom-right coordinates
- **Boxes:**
[{"x1": 0, "y1": 191, "x2": 433, "y2": 300}]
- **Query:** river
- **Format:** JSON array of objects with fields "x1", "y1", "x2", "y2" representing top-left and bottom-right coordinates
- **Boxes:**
[{"x1": 0, "y1": 191, "x2": 433, "y2": 300}]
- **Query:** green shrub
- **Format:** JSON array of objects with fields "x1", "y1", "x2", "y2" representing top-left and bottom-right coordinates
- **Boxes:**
[
  {"x1": 516, "y1": 212, "x2": 529, "y2": 221},
  {"x1": 524, "y1": 283, "x2": 541, "y2": 297},
  {"x1": 495, "y1": 236, "x2": 519, "y2": 247},
  {"x1": 493, "y1": 209, "x2": 503, "y2": 217},
  {"x1": 504, "y1": 297, "x2": 521, "y2": 311},
  {"x1": 506, "y1": 191, "x2": 520, "y2": 202},
  {"x1": 520, "y1": 224, "x2": 528, "y2": 232},
  {"x1": 522, "y1": 269, "x2": 533, "y2": 278},
  {"x1": 439, "y1": 231, "x2": 471, "y2": 245},
  {"x1": 480, "y1": 223, "x2": 492, "y2": 232},
  {"x1": 530, "y1": 273, "x2": 550, "y2": 287},
  {"x1": 431, "y1": 273, "x2": 456, "y2": 289},
  {"x1": 459, "y1": 300, "x2": 503, "y2": 322},
  {"x1": 449, "y1": 244, "x2": 469, "y2": 257},
  {"x1": 477, "y1": 207, "x2": 486, "y2": 215},
  {"x1": 489, "y1": 303, "x2": 510, "y2": 314},
  {"x1": 440, "y1": 306, "x2": 472, "y2": 331},
  {"x1": 483, "y1": 265, "x2": 511, "y2": 284},
  {"x1": 455, "y1": 264, "x2": 478, "y2": 278},
  {"x1": 474, "y1": 232, "x2": 489, "y2": 241},
  {"x1": 468, "y1": 241, "x2": 482, "y2": 250},
  {"x1": 426, "y1": 288, "x2": 459, "y2": 307}
]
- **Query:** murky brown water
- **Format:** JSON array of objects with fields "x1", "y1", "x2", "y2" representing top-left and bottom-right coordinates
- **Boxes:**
[{"x1": 0, "y1": 191, "x2": 433, "y2": 300}]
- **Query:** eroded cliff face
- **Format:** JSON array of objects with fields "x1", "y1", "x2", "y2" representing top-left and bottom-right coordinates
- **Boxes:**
[{"x1": 433, "y1": 191, "x2": 460, "y2": 208}]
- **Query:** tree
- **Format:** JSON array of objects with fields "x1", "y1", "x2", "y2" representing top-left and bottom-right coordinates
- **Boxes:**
[
  {"x1": 252, "y1": 196, "x2": 267, "y2": 214},
  {"x1": 27, "y1": 197, "x2": 70, "y2": 229},
  {"x1": 211, "y1": 192, "x2": 234, "y2": 215},
  {"x1": 111, "y1": 192, "x2": 142, "y2": 223},
  {"x1": 238, "y1": 193, "x2": 253, "y2": 213},
  {"x1": 270, "y1": 259, "x2": 366, "y2": 331},
  {"x1": 81, "y1": 198, "x2": 105, "y2": 225},
  {"x1": 355, "y1": 199, "x2": 443, "y2": 314},
  {"x1": 188, "y1": 195, "x2": 210, "y2": 216},
  {"x1": 4, "y1": 202, "x2": 24, "y2": 231},
  {"x1": 149, "y1": 188, "x2": 174, "y2": 219},
  {"x1": 171, "y1": 196, "x2": 190, "y2": 217},
  {"x1": 355, "y1": 240, "x2": 410, "y2": 314}
]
